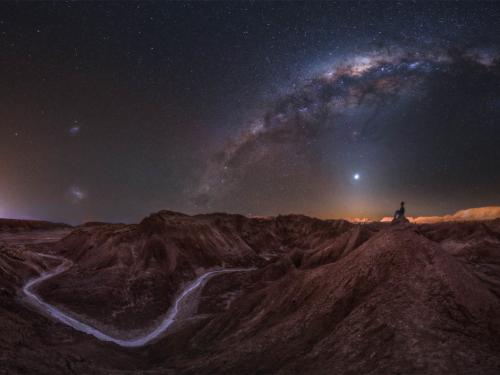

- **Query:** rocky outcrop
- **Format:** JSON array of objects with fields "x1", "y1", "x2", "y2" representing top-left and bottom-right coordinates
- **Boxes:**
[{"x1": 391, "y1": 215, "x2": 410, "y2": 224}]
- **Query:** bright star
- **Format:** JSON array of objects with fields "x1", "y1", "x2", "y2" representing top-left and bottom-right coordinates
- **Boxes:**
[{"x1": 353, "y1": 173, "x2": 360, "y2": 180}]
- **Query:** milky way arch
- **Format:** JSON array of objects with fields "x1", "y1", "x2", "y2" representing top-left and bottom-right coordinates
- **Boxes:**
[{"x1": 192, "y1": 46, "x2": 500, "y2": 211}]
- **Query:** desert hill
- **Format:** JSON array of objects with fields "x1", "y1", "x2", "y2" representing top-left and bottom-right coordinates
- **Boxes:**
[
  {"x1": 0, "y1": 211, "x2": 500, "y2": 374},
  {"x1": 169, "y1": 225, "x2": 500, "y2": 374},
  {"x1": 35, "y1": 211, "x2": 352, "y2": 331}
]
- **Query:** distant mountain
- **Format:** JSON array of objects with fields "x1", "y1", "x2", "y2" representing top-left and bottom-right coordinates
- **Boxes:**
[
  {"x1": 379, "y1": 206, "x2": 500, "y2": 223},
  {"x1": 412, "y1": 206, "x2": 500, "y2": 223},
  {"x1": 0, "y1": 218, "x2": 71, "y2": 232}
]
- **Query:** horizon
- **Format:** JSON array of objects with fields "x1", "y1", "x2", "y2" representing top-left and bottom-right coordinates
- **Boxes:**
[{"x1": 2, "y1": 204, "x2": 500, "y2": 226}]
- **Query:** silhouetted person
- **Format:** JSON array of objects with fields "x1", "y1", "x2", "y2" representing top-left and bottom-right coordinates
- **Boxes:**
[{"x1": 394, "y1": 201, "x2": 405, "y2": 220}]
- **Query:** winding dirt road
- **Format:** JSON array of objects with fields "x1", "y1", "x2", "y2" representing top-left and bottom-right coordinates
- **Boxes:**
[{"x1": 23, "y1": 253, "x2": 253, "y2": 347}]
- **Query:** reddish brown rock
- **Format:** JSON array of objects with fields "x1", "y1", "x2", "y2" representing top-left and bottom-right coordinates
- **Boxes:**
[{"x1": 1, "y1": 213, "x2": 500, "y2": 374}]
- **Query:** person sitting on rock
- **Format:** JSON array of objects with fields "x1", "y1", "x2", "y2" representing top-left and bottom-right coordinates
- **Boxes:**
[{"x1": 393, "y1": 201, "x2": 405, "y2": 220}]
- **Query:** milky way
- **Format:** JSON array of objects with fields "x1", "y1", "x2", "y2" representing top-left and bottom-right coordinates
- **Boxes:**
[{"x1": 193, "y1": 45, "x2": 500, "y2": 215}]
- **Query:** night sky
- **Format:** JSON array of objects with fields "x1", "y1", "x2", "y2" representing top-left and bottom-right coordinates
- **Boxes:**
[{"x1": 1, "y1": 2, "x2": 500, "y2": 224}]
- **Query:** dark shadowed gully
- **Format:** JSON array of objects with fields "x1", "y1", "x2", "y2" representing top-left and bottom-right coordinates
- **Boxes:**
[{"x1": 1, "y1": 212, "x2": 500, "y2": 374}]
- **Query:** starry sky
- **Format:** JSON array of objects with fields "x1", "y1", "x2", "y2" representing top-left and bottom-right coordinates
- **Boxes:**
[{"x1": 1, "y1": 1, "x2": 500, "y2": 224}]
